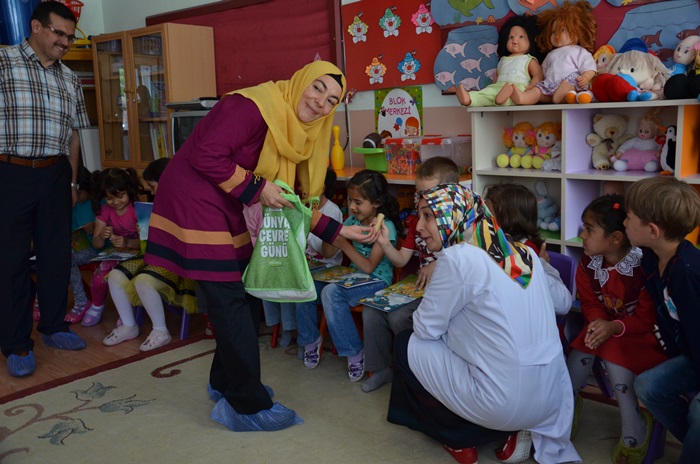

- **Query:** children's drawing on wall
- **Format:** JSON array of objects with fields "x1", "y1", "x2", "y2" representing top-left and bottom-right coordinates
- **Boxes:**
[
  {"x1": 342, "y1": 1, "x2": 441, "y2": 92},
  {"x1": 398, "y1": 52, "x2": 422, "y2": 81},
  {"x1": 433, "y1": 25, "x2": 499, "y2": 93},
  {"x1": 412, "y1": 4, "x2": 434, "y2": 34},
  {"x1": 366, "y1": 56, "x2": 388, "y2": 85},
  {"x1": 374, "y1": 87, "x2": 423, "y2": 139},
  {"x1": 348, "y1": 14, "x2": 369, "y2": 43},
  {"x1": 379, "y1": 7, "x2": 401, "y2": 37},
  {"x1": 430, "y1": 0, "x2": 511, "y2": 26}
]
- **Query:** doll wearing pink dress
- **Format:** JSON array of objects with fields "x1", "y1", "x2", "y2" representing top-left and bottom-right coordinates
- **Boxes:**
[{"x1": 510, "y1": 1, "x2": 597, "y2": 105}]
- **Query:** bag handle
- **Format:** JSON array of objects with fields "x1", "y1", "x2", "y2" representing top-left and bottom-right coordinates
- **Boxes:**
[{"x1": 273, "y1": 179, "x2": 319, "y2": 209}]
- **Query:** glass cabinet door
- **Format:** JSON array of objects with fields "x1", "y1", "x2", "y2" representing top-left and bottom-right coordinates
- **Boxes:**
[
  {"x1": 95, "y1": 38, "x2": 128, "y2": 163},
  {"x1": 131, "y1": 31, "x2": 168, "y2": 163}
]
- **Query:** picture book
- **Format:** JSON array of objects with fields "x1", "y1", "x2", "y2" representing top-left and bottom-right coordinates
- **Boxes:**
[
  {"x1": 71, "y1": 227, "x2": 93, "y2": 253},
  {"x1": 90, "y1": 248, "x2": 139, "y2": 262},
  {"x1": 360, "y1": 275, "x2": 424, "y2": 312},
  {"x1": 306, "y1": 257, "x2": 327, "y2": 272},
  {"x1": 313, "y1": 265, "x2": 383, "y2": 289},
  {"x1": 134, "y1": 201, "x2": 153, "y2": 241}
]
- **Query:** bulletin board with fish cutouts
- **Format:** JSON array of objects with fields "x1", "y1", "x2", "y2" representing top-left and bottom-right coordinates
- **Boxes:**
[
  {"x1": 342, "y1": 1, "x2": 443, "y2": 92},
  {"x1": 430, "y1": 0, "x2": 699, "y2": 93}
]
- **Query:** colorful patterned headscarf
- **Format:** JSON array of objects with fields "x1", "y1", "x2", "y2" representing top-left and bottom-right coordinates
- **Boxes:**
[{"x1": 416, "y1": 183, "x2": 533, "y2": 288}]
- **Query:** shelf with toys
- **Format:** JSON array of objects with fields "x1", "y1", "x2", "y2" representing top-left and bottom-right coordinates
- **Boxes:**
[{"x1": 468, "y1": 98, "x2": 700, "y2": 255}]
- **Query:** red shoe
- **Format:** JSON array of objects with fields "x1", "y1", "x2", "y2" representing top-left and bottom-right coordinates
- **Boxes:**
[
  {"x1": 32, "y1": 297, "x2": 40, "y2": 322},
  {"x1": 203, "y1": 314, "x2": 215, "y2": 339},
  {"x1": 443, "y1": 445, "x2": 478, "y2": 464},
  {"x1": 495, "y1": 430, "x2": 532, "y2": 463}
]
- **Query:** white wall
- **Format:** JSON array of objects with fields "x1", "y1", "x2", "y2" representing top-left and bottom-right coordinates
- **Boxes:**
[{"x1": 78, "y1": 0, "x2": 215, "y2": 35}]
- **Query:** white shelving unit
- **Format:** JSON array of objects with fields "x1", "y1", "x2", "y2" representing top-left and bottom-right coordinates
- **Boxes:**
[{"x1": 468, "y1": 99, "x2": 700, "y2": 258}]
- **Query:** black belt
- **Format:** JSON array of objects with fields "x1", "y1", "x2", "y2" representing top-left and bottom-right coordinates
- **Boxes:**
[{"x1": 0, "y1": 154, "x2": 65, "y2": 168}]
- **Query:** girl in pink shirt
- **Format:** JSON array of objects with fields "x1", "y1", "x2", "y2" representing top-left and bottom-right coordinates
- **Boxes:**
[{"x1": 80, "y1": 168, "x2": 141, "y2": 327}]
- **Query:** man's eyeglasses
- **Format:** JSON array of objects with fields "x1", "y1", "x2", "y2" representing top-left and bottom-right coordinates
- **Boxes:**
[{"x1": 43, "y1": 25, "x2": 78, "y2": 44}]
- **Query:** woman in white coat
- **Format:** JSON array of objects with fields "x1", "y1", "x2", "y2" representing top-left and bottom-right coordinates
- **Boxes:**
[{"x1": 387, "y1": 183, "x2": 580, "y2": 464}]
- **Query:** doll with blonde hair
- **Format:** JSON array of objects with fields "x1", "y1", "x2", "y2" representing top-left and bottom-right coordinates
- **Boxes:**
[{"x1": 511, "y1": 1, "x2": 597, "y2": 105}]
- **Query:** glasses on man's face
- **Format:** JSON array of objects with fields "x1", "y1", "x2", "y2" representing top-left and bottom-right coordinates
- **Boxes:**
[{"x1": 42, "y1": 25, "x2": 78, "y2": 44}]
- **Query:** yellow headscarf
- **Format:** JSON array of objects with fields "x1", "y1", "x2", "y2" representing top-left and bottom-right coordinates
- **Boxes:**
[{"x1": 229, "y1": 60, "x2": 346, "y2": 200}]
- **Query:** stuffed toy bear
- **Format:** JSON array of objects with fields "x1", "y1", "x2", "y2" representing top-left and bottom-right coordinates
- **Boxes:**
[
  {"x1": 522, "y1": 121, "x2": 561, "y2": 169},
  {"x1": 586, "y1": 113, "x2": 633, "y2": 170},
  {"x1": 592, "y1": 39, "x2": 671, "y2": 102},
  {"x1": 611, "y1": 108, "x2": 662, "y2": 172},
  {"x1": 497, "y1": 121, "x2": 535, "y2": 168},
  {"x1": 664, "y1": 37, "x2": 700, "y2": 100},
  {"x1": 534, "y1": 181, "x2": 560, "y2": 232}
]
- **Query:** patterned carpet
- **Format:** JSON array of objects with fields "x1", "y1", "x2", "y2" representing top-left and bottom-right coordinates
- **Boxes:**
[{"x1": 0, "y1": 337, "x2": 682, "y2": 464}]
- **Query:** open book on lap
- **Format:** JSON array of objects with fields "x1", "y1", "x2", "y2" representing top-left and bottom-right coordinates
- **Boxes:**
[
  {"x1": 71, "y1": 227, "x2": 93, "y2": 253},
  {"x1": 90, "y1": 248, "x2": 139, "y2": 262},
  {"x1": 312, "y1": 265, "x2": 383, "y2": 289},
  {"x1": 360, "y1": 275, "x2": 424, "y2": 312}
]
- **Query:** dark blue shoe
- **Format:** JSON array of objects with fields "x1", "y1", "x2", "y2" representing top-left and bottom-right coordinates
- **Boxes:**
[
  {"x1": 210, "y1": 399, "x2": 303, "y2": 431},
  {"x1": 7, "y1": 351, "x2": 36, "y2": 377},
  {"x1": 42, "y1": 330, "x2": 86, "y2": 350}
]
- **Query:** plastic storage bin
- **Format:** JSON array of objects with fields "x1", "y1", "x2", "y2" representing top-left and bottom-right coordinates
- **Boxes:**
[
  {"x1": 419, "y1": 135, "x2": 472, "y2": 174},
  {"x1": 353, "y1": 147, "x2": 387, "y2": 172},
  {"x1": 384, "y1": 138, "x2": 423, "y2": 175}
]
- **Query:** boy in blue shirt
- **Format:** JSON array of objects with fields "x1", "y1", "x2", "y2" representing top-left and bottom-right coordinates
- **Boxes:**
[{"x1": 624, "y1": 176, "x2": 700, "y2": 464}]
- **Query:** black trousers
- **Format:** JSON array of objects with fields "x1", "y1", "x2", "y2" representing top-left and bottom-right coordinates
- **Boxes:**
[
  {"x1": 0, "y1": 158, "x2": 72, "y2": 357},
  {"x1": 197, "y1": 280, "x2": 273, "y2": 414},
  {"x1": 387, "y1": 329, "x2": 511, "y2": 449}
]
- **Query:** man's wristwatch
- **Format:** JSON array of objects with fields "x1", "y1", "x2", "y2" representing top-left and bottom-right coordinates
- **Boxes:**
[{"x1": 71, "y1": 182, "x2": 79, "y2": 190}]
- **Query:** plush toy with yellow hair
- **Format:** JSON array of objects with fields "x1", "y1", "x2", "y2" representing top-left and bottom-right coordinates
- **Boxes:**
[
  {"x1": 496, "y1": 121, "x2": 535, "y2": 168},
  {"x1": 522, "y1": 121, "x2": 562, "y2": 170}
]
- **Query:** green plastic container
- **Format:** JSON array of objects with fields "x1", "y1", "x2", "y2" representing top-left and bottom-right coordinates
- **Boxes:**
[{"x1": 353, "y1": 147, "x2": 387, "y2": 173}]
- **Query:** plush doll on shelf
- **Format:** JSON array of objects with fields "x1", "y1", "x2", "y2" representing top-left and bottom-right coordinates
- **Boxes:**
[
  {"x1": 522, "y1": 121, "x2": 561, "y2": 170},
  {"x1": 611, "y1": 108, "x2": 663, "y2": 172},
  {"x1": 510, "y1": 0, "x2": 597, "y2": 105},
  {"x1": 659, "y1": 125, "x2": 677, "y2": 175},
  {"x1": 456, "y1": 15, "x2": 544, "y2": 107},
  {"x1": 567, "y1": 44, "x2": 616, "y2": 104},
  {"x1": 534, "y1": 181, "x2": 561, "y2": 232},
  {"x1": 496, "y1": 121, "x2": 535, "y2": 168},
  {"x1": 592, "y1": 39, "x2": 671, "y2": 102},
  {"x1": 664, "y1": 37, "x2": 700, "y2": 100},
  {"x1": 586, "y1": 113, "x2": 633, "y2": 170}
]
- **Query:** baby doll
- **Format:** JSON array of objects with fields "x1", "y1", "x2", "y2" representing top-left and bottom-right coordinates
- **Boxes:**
[
  {"x1": 456, "y1": 15, "x2": 544, "y2": 107},
  {"x1": 497, "y1": 121, "x2": 535, "y2": 168},
  {"x1": 511, "y1": 1, "x2": 597, "y2": 105},
  {"x1": 611, "y1": 108, "x2": 662, "y2": 172},
  {"x1": 522, "y1": 121, "x2": 562, "y2": 169}
]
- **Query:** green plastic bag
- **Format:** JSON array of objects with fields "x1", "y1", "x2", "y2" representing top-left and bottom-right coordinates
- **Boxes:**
[{"x1": 243, "y1": 180, "x2": 317, "y2": 302}]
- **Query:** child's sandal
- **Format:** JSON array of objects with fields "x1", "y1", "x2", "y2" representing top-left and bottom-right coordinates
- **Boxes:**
[
  {"x1": 81, "y1": 304, "x2": 105, "y2": 327},
  {"x1": 65, "y1": 300, "x2": 92, "y2": 324}
]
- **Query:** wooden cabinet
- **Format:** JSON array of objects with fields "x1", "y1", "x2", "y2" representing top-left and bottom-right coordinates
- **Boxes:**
[
  {"x1": 468, "y1": 99, "x2": 700, "y2": 258},
  {"x1": 91, "y1": 23, "x2": 215, "y2": 170},
  {"x1": 62, "y1": 47, "x2": 98, "y2": 126}
]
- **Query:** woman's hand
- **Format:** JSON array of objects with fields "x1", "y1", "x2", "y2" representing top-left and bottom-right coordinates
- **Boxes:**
[
  {"x1": 340, "y1": 224, "x2": 378, "y2": 244},
  {"x1": 584, "y1": 318, "x2": 621, "y2": 350},
  {"x1": 415, "y1": 260, "x2": 436, "y2": 290},
  {"x1": 259, "y1": 180, "x2": 294, "y2": 209}
]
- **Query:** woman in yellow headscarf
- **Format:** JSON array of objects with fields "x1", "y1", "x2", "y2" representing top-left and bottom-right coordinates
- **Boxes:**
[{"x1": 145, "y1": 60, "x2": 375, "y2": 431}]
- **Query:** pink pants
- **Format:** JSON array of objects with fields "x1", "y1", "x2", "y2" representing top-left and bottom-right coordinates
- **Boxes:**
[{"x1": 90, "y1": 260, "x2": 119, "y2": 306}]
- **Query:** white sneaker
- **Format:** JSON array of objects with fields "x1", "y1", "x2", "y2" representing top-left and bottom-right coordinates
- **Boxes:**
[
  {"x1": 139, "y1": 329, "x2": 172, "y2": 351},
  {"x1": 103, "y1": 325, "x2": 139, "y2": 346}
]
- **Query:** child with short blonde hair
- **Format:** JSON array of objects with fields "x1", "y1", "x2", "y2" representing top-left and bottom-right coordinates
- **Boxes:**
[{"x1": 625, "y1": 177, "x2": 700, "y2": 464}]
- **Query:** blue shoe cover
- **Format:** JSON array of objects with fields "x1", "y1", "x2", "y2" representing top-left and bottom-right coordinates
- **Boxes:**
[
  {"x1": 8, "y1": 351, "x2": 36, "y2": 377},
  {"x1": 42, "y1": 329, "x2": 86, "y2": 350},
  {"x1": 210, "y1": 399, "x2": 303, "y2": 431},
  {"x1": 208, "y1": 384, "x2": 224, "y2": 402},
  {"x1": 207, "y1": 384, "x2": 274, "y2": 402}
]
